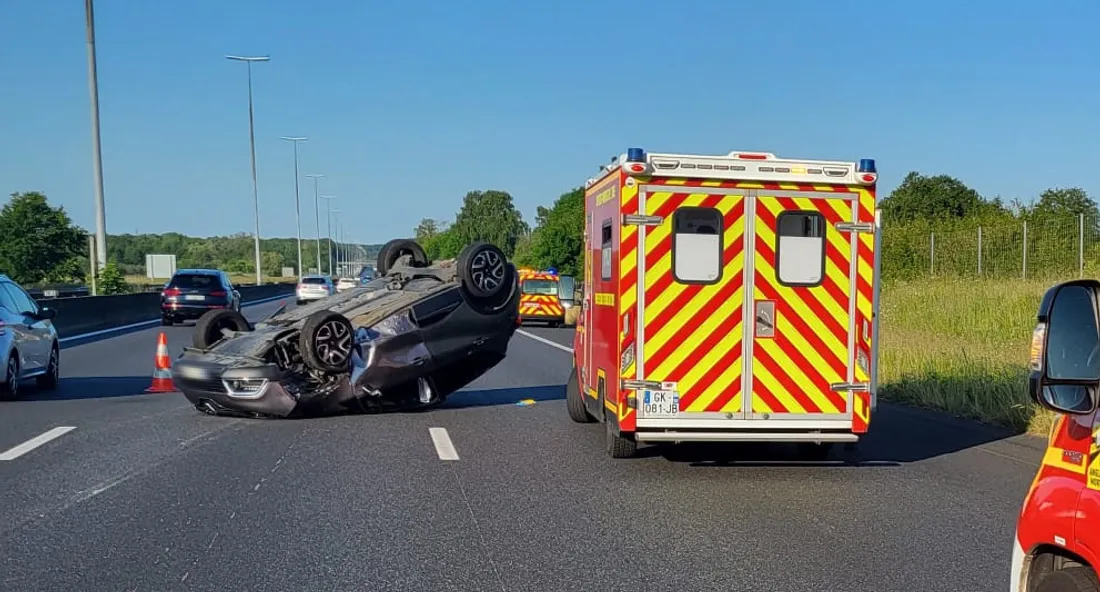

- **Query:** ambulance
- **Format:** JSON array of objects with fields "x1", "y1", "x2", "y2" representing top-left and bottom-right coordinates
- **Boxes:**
[
  {"x1": 517, "y1": 268, "x2": 567, "y2": 327},
  {"x1": 566, "y1": 147, "x2": 882, "y2": 459},
  {"x1": 1011, "y1": 278, "x2": 1100, "y2": 592}
]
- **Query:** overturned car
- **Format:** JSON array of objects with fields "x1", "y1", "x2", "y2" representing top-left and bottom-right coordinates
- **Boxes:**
[{"x1": 171, "y1": 239, "x2": 520, "y2": 418}]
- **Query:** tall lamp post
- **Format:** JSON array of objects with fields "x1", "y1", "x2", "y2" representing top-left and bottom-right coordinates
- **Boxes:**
[
  {"x1": 305, "y1": 174, "x2": 324, "y2": 274},
  {"x1": 319, "y1": 195, "x2": 335, "y2": 275},
  {"x1": 225, "y1": 54, "x2": 270, "y2": 285},
  {"x1": 330, "y1": 209, "x2": 341, "y2": 276},
  {"x1": 280, "y1": 136, "x2": 307, "y2": 279},
  {"x1": 85, "y1": 0, "x2": 108, "y2": 274}
]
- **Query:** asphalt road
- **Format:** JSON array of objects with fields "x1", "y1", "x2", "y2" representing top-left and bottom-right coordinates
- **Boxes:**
[{"x1": 0, "y1": 299, "x2": 1048, "y2": 592}]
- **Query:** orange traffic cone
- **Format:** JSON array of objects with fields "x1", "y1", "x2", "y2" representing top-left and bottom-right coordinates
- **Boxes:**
[{"x1": 145, "y1": 332, "x2": 176, "y2": 393}]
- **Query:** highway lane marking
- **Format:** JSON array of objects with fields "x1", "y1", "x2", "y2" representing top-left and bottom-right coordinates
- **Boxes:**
[
  {"x1": 429, "y1": 427, "x2": 460, "y2": 461},
  {"x1": 0, "y1": 426, "x2": 77, "y2": 461},
  {"x1": 517, "y1": 329, "x2": 573, "y2": 353},
  {"x1": 58, "y1": 293, "x2": 291, "y2": 343}
]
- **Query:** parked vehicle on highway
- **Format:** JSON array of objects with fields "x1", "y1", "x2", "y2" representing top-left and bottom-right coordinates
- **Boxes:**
[
  {"x1": 171, "y1": 239, "x2": 520, "y2": 418},
  {"x1": 358, "y1": 265, "x2": 376, "y2": 286},
  {"x1": 161, "y1": 269, "x2": 242, "y2": 326},
  {"x1": 0, "y1": 274, "x2": 60, "y2": 400},
  {"x1": 568, "y1": 147, "x2": 882, "y2": 458},
  {"x1": 1011, "y1": 279, "x2": 1100, "y2": 592},
  {"x1": 517, "y1": 268, "x2": 571, "y2": 327},
  {"x1": 296, "y1": 275, "x2": 335, "y2": 304},
  {"x1": 336, "y1": 277, "x2": 358, "y2": 292}
]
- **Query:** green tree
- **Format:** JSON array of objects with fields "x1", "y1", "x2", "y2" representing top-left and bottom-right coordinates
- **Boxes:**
[
  {"x1": 880, "y1": 172, "x2": 1007, "y2": 224},
  {"x1": 449, "y1": 190, "x2": 529, "y2": 256},
  {"x1": 1024, "y1": 187, "x2": 1100, "y2": 224},
  {"x1": 415, "y1": 218, "x2": 444, "y2": 241},
  {"x1": 525, "y1": 187, "x2": 584, "y2": 275},
  {"x1": 97, "y1": 260, "x2": 128, "y2": 295},
  {"x1": 0, "y1": 192, "x2": 87, "y2": 284}
]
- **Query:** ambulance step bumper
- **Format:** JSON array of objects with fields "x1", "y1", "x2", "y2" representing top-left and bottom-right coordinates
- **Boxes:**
[{"x1": 634, "y1": 431, "x2": 859, "y2": 443}]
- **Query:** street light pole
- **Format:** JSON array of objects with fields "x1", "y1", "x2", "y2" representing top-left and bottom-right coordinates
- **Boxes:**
[
  {"x1": 225, "y1": 54, "x2": 270, "y2": 285},
  {"x1": 320, "y1": 195, "x2": 335, "y2": 275},
  {"x1": 330, "y1": 209, "x2": 341, "y2": 276},
  {"x1": 85, "y1": 0, "x2": 108, "y2": 272},
  {"x1": 280, "y1": 136, "x2": 307, "y2": 279},
  {"x1": 305, "y1": 174, "x2": 324, "y2": 274}
]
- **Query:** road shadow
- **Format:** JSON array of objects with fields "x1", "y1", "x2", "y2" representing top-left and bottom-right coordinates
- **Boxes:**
[
  {"x1": 439, "y1": 384, "x2": 565, "y2": 410},
  {"x1": 15, "y1": 376, "x2": 156, "y2": 401}
]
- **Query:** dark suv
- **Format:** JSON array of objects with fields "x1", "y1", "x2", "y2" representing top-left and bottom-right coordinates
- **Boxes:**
[{"x1": 161, "y1": 269, "x2": 242, "y2": 326}]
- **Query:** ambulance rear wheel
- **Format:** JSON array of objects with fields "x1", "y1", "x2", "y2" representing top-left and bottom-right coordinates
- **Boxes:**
[
  {"x1": 566, "y1": 366, "x2": 595, "y2": 424},
  {"x1": 605, "y1": 412, "x2": 637, "y2": 459},
  {"x1": 1033, "y1": 567, "x2": 1100, "y2": 592}
]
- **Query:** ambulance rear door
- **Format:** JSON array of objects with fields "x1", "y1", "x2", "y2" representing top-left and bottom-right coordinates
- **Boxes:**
[
  {"x1": 630, "y1": 185, "x2": 749, "y2": 425},
  {"x1": 745, "y1": 188, "x2": 859, "y2": 428}
]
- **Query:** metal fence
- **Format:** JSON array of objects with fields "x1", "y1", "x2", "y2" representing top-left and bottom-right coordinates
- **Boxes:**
[{"x1": 883, "y1": 213, "x2": 1100, "y2": 281}]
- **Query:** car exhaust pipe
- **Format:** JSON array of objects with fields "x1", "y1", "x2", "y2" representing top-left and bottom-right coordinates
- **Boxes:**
[{"x1": 197, "y1": 400, "x2": 218, "y2": 416}]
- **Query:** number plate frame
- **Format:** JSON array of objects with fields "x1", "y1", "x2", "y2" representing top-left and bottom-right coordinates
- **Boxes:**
[{"x1": 641, "y1": 389, "x2": 679, "y2": 418}]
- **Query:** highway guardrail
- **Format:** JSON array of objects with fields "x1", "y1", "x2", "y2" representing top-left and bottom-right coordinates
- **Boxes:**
[{"x1": 34, "y1": 283, "x2": 297, "y2": 339}]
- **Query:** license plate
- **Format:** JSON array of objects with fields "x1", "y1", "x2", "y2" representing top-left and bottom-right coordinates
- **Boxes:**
[
  {"x1": 641, "y1": 390, "x2": 679, "y2": 417},
  {"x1": 174, "y1": 365, "x2": 207, "y2": 379},
  {"x1": 184, "y1": 294, "x2": 204, "y2": 301}
]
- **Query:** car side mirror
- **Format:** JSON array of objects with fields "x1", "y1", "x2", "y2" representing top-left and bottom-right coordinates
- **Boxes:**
[
  {"x1": 558, "y1": 275, "x2": 575, "y2": 305},
  {"x1": 1030, "y1": 280, "x2": 1100, "y2": 415}
]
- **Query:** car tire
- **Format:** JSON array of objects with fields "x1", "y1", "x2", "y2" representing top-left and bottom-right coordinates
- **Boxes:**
[
  {"x1": 1033, "y1": 567, "x2": 1100, "y2": 592},
  {"x1": 193, "y1": 309, "x2": 252, "y2": 349},
  {"x1": 376, "y1": 239, "x2": 430, "y2": 276},
  {"x1": 0, "y1": 353, "x2": 18, "y2": 401},
  {"x1": 566, "y1": 365, "x2": 595, "y2": 423},
  {"x1": 36, "y1": 343, "x2": 59, "y2": 390},
  {"x1": 300, "y1": 310, "x2": 356, "y2": 374},
  {"x1": 457, "y1": 242, "x2": 513, "y2": 300},
  {"x1": 161, "y1": 315, "x2": 173, "y2": 326}
]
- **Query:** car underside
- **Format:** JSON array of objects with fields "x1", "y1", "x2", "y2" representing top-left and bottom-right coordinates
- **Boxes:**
[{"x1": 171, "y1": 239, "x2": 521, "y2": 418}]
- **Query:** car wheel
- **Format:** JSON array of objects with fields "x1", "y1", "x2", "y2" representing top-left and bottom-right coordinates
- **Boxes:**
[
  {"x1": 300, "y1": 310, "x2": 356, "y2": 373},
  {"x1": 566, "y1": 365, "x2": 595, "y2": 423},
  {"x1": 0, "y1": 353, "x2": 18, "y2": 401},
  {"x1": 193, "y1": 309, "x2": 252, "y2": 349},
  {"x1": 1033, "y1": 567, "x2": 1100, "y2": 592},
  {"x1": 36, "y1": 344, "x2": 59, "y2": 390},
  {"x1": 457, "y1": 242, "x2": 512, "y2": 299},
  {"x1": 376, "y1": 239, "x2": 430, "y2": 276},
  {"x1": 162, "y1": 315, "x2": 173, "y2": 326}
]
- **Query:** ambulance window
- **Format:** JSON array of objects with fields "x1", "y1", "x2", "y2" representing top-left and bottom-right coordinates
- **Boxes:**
[
  {"x1": 672, "y1": 207, "x2": 723, "y2": 284},
  {"x1": 776, "y1": 211, "x2": 825, "y2": 286},
  {"x1": 600, "y1": 219, "x2": 613, "y2": 280}
]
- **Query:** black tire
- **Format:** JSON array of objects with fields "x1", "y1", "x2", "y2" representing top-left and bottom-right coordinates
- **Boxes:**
[
  {"x1": 1034, "y1": 567, "x2": 1100, "y2": 592},
  {"x1": 0, "y1": 353, "x2": 18, "y2": 401},
  {"x1": 457, "y1": 242, "x2": 510, "y2": 300},
  {"x1": 605, "y1": 406, "x2": 638, "y2": 458},
  {"x1": 566, "y1": 365, "x2": 595, "y2": 423},
  {"x1": 161, "y1": 315, "x2": 173, "y2": 326},
  {"x1": 299, "y1": 310, "x2": 355, "y2": 373},
  {"x1": 36, "y1": 343, "x2": 59, "y2": 390},
  {"x1": 376, "y1": 239, "x2": 430, "y2": 276},
  {"x1": 193, "y1": 309, "x2": 252, "y2": 349}
]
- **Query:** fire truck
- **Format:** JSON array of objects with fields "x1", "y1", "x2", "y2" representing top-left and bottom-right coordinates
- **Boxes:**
[
  {"x1": 566, "y1": 147, "x2": 882, "y2": 459},
  {"x1": 517, "y1": 268, "x2": 567, "y2": 327},
  {"x1": 1011, "y1": 279, "x2": 1100, "y2": 592}
]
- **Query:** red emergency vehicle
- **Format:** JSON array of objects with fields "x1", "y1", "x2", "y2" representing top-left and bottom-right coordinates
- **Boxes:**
[
  {"x1": 1013, "y1": 278, "x2": 1100, "y2": 592},
  {"x1": 566, "y1": 147, "x2": 882, "y2": 459},
  {"x1": 517, "y1": 268, "x2": 566, "y2": 327}
]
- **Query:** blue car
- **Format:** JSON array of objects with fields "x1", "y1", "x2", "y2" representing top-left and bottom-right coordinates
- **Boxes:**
[{"x1": 358, "y1": 265, "x2": 376, "y2": 286}]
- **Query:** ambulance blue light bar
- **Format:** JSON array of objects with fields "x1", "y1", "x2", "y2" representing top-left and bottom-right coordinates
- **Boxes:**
[
  {"x1": 858, "y1": 159, "x2": 876, "y2": 173},
  {"x1": 626, "y1": 148, "x2": 645, "y2": 162}
]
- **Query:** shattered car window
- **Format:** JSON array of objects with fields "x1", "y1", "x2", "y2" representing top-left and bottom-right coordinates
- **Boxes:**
[{"x1": 521, "y1": 279, "x2": 558, "y2": 295}]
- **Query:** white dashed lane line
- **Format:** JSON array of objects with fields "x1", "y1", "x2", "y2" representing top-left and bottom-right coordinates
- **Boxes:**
[
  {"x1": 0, "y1": 426, "x2": 77, "y2": 461},
  {"x1": 429, "y1": 427, "x2": 460, "y2": 461},
  {"x1": 516, "y1": 329, "x2": 573, "y2": 353}
]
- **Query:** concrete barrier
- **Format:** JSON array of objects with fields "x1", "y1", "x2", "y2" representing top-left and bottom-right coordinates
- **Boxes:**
[{"x1": 36, "y1": 283, "x2": 297, "y2": 339}]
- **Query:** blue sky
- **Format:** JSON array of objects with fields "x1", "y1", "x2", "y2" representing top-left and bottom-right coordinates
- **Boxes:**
[{"x1": 2, "y1": 0, "x2": 1098, "y2": 245}]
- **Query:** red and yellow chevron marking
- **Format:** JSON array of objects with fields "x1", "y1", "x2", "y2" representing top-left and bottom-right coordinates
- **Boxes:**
[
  {"x1": 750, "y1": 194, "x2": 853, "y2": 416},
  {"x1": 518, "y1": 294, "x2": 564, "y2": 318},
  {"x1": 852, "y1": 188, "x2": 876, "y2": 432},
  {"x1": 636, "y1": 189, "x2": 747, "y2": 415},
  {"x1": 617, "y1": 178, "x2": 640, "y2": 430}
]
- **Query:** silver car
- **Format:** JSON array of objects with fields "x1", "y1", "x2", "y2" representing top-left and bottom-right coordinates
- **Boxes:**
[
  {"x1": 0, "y1": 275, "x2": 60, "y2": 400},
  {"x1": 295, "y1": 275, "x2": 335, "y2": 304}
]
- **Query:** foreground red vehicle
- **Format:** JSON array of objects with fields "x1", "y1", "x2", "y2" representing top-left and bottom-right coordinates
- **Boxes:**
[{"x1": 1013, "y1": 279, "x2": 1100, "y2": 591}]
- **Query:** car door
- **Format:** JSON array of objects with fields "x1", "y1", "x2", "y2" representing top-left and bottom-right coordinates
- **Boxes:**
[{"x1": 0, "y1": 282, "x2": 48, "y2": 371}]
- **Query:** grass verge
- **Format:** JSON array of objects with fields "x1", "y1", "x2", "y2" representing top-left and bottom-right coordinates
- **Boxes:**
[{"x1": 879, "y1": 277, "x2": 1054, "y2": 435}]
